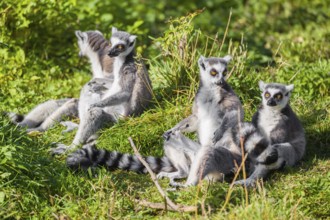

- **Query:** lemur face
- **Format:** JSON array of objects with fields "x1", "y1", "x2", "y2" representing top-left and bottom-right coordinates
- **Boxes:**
[
  {"x1": 259, "y1": 81, "x2": 294, "y2": 109},
  {"x1": 108, "y1": 27, "x2": 136, "y2": 58},
  {"x1": 198, "y1": 55, "x2": 232, "y2": 87}
]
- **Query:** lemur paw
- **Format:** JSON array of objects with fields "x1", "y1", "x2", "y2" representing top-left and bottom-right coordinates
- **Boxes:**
[
  {"x1": 162, "y1": 130, "x2": 173, "y2": 141},
  {"x1": 264, "y1": 148, "x2": 279, "y2": 165},
  {"x1": 50, "y1": 143, "x2": 71, "y2": 155},
  {"x1": 233, "y1": 178, "x2": 256, "y2": 187}
]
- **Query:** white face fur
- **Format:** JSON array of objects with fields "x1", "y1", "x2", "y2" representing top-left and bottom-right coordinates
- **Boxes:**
[
  {"x1": 198, "y1": 55, "x2": 232, "y2": 87},
  {"x1": 108, "y1": 27, "x2": 137, "y2": 58},
  {"x1": 259, "y1": 81, "x2": 294, "y2": 110}
]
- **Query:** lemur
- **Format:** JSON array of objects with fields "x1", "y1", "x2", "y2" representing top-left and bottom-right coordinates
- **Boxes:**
[
  {"x1": 52, "y1": 27, "x2": 153, "y2": 155},
  {"x1": 5, "y1": 30, "x2": 114, "y2": 133},
  {"x1": 66, "y1": 55, "x2": 250, "y2": 187},
  {"x1": 234, "y1": 81, "x2": 306, "y2": 186}
]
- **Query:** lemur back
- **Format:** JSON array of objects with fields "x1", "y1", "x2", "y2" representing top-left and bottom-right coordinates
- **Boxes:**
[{"x1": 234, "y1": 81, "x2": 306, "y2": 186}]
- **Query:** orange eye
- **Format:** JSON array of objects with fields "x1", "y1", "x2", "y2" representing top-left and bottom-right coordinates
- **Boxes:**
[
  {"x1": 117, "y1": 44, "x2": 123, "y2": 50},
  {"x1": 265, "y1": 92, "x2": 270, "y2": 98},
  {"x1": 276, "y1": 94, "x2": 282, "y2": 100},
  {"x1": 210, "y1": 69, "x2": 217, "y2": 76}
]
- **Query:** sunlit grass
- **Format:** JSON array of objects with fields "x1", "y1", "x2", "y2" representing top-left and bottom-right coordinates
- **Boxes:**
[{"x1": 1, "y1": 4, "x2": 330, "y2": 219}]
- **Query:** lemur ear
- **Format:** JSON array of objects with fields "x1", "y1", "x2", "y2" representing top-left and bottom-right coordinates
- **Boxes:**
[
  {"x1": 112, "y1": 27, "x2": 118, "y2": 34},
  {"x1": 75, "y1": 30, "x2": 84, "y2": 40},
  {"x1": 198, "y1": 55, "x2": 206, "y2": 70},
  {"x1": 129, "y1": 35, "x2": 137, "y2": 43},
  {"x1": 259, "y1": 81, "x2": 266, "y2": 91},
  {"x1": 286, "y1": 84, "x2": 294, "y2": 92},
  {"x1": 223, "y1": 55, "x2": 232, "y2": 64}
]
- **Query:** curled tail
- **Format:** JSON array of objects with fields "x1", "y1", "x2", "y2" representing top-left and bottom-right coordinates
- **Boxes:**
[{"x1": 66, "y1": 144, "x2": 176, "y2": 174}]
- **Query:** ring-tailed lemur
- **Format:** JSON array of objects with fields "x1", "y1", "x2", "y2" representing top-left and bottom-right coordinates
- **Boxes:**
[
  {"x1": 67, "y1": 55, "x2": 250, "y2": 187},
  {"x1": 5, "y1": 30, "x2": 114, "y2": 133},
  {"x1": 52, "y1": 27, "x2": 153, "y2": 155},
  {"x1": 234, "y1": 81, "x2": 306, "y2": 186}
]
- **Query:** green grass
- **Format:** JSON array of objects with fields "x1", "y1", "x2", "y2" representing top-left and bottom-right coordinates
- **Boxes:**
[{"x1": 1, "y1": 2, "x2": 330, "y2": 219}]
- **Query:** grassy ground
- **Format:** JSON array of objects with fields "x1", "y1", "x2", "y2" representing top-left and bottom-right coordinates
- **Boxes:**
[{"x1": 1, "y1": 6, "x2": 330, "y2": 220}]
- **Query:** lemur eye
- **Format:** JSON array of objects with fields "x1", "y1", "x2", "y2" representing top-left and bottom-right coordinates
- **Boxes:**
[
  {"x1": 264, "y1": 92, "x2": 270, "y2": 98},
  {"x1": 116, "y1": 44, "x2": 124, "y2": 50},
  {"x1": 276, "y1": 94, "x2": 283, "y2": 100},
  {"x1": 210, "y1": 69, "x2": 218, "y2": 76}
]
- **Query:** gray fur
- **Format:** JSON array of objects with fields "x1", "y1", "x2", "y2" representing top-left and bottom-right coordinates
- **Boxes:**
[
  {"x1": 52, "y1": 27, "x2": 152, "y2": 155},
  {"x1": 234, "y1": 81, "x2": 306, "y2": 186},
  {"x1": 6, "y1": 98, "x2": 78, "y2": 132}
]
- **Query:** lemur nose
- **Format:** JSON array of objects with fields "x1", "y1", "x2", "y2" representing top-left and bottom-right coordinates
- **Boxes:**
[{"x1": 267, "y1": 98, "x2": 277, "y2": 106}]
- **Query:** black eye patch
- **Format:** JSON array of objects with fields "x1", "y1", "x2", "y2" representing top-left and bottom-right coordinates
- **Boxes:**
[
  {"x1": 274, "y1": 92, "x2": 283, "y2": 100},
  {"x1": 210, "y1": 69, "x2": 218, "y2": 76},
  {"x1": 116, "y1": 44, "x2": 125, "y2": 50}
]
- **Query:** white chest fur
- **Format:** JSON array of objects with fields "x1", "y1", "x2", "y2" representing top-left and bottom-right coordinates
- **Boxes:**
[
  {"x1": 197, "y1": 90, "x2": 220, "y2": 146},
  {"x1": 258, "y1": 107, "x2": 281, "y2": 140},
  {"x1": 103, "y1": 57, "x2": 124, "y2": 98}
]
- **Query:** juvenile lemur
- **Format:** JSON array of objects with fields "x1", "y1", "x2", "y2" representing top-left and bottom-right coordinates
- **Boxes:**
[
  {"x1": 234, "y1": 81, "x2": 306, "y2": 186},
  {"x1": 6, "y1": 30, "x2": 114, "y2": 133},
  {"x1": 52, "y1": 27, "x2": 153, "y2": 154},
  {"x1": 67, "y1": 55, "x2": 248, "y2": 187}
]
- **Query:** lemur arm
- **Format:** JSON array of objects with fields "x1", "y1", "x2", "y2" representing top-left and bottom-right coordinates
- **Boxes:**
[
  {"x1": 163, "y1": 114, "x2": 198, "y2": 140},
  {"x1": 213, "y1": 110, "x2": 240, "y2": 144},
  {"x1": 90, "y1": 91, "x2": 131, "y2": 108}
]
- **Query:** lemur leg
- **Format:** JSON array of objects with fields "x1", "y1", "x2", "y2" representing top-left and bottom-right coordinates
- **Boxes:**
[
  {"x1": 185, "y1": 146, "x2": 242, "y2": 187},
  {"x1": 51, "y1": 107, "x2": 116, "y2": 155},
  {"x1": 273, "y1": 141, "x2": 305, "y2": 166},
  {"x1": 234, "y1": 144, "x2": 289, "y2": 187},
  {"x1": 157, "y1": 131, "x2": 200, "y2": 186},
  {"x1": 27, "y1": 98, "x2": 79, "y2": 132},
  {"x1": 10, "y1": 99, "x2": 70, "y2": 128},
  {"x1": 234, "y1": 164, "x2": 270, "y2": 187}
]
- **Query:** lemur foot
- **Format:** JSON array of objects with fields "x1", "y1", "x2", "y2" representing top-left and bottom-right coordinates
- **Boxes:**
[
  {"x1": 61, "y1": 121, "x2": 79, "y2": 133},
  {"x1": 233, "y1": 178, "x2": 256, "y2": 187},
  {"x1": 51, "y1": 143, "x2": 73, "y2": 155}
]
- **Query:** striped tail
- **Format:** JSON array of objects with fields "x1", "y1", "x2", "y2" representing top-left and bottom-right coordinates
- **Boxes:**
[
  {"x1": 66, "y1": 144, "x2": 176, "y2": 174},
  {"x1": 4, "y1": 112, "x2": 24, "y2": 124}
]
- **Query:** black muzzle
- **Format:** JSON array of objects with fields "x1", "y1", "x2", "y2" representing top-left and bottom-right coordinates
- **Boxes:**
[
  {"x1": 267, "y1": 98, "x2": 277, "y2": 106},
  {"x1": 108, "y1": 49, "x2": 120, "y2": 57}
]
